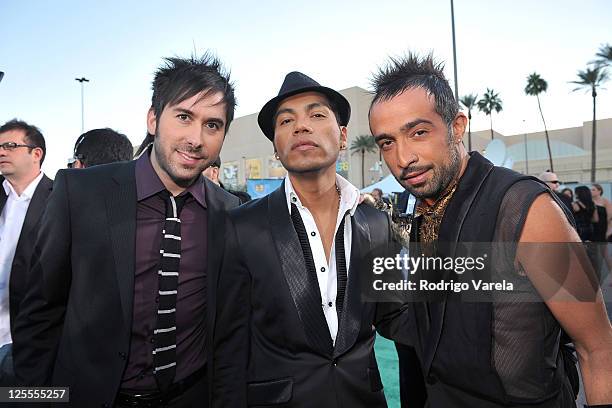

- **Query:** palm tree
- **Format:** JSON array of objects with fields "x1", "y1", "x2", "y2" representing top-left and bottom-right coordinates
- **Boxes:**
[
  {"x1": 350, "y1": 135, "x2": 377, "y2": 188},
  {"x1": 594, "y1": 43, "x2": 612, "y2": 66},
  {"x1": 459, "y1": 93, "x2": 478, "y2": 151},
  {"x1": 570, "y1": 65, "x2": 609, "y2": 182},
  {"x1": 477, "y1": 88, "x2": 503, "y2": 139},
  {"x1": 525, "y1": 73, "x2": 554, "y2": 172}
]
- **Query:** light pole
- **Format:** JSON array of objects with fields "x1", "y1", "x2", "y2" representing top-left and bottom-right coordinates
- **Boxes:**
[
  {"x1": 75, "y1": 77, "x2": 89, "y2": 134},
  {"x1": 450, "y1": 0, "x2": 459, "y2": 100},
  {"x1": 523, "y1": 120, "x2": 529, "y2": 175}
]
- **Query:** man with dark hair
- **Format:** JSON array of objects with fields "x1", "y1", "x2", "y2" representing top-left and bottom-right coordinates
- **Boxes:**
[
  {"x1": 13, "y1": 54, "x2": 240, "y2": 407},
  {"x1": 135, "y1": 54, "x2": 237, "y2": 158},
  {"x1": 68, "y1": 128, "x2": 133, "y2": 168},
  {"x1": 213, "y1": 72, "x2": 392, "y2": 407},
  {"x1": 0, "y1": 119, "x2": 52, "y2": 386},
  {"x1": 369, "y1": 53, "x2": 612, "y2": 407}
]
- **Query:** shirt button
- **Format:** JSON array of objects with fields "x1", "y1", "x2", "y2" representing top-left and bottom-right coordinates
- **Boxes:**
[
  {"x1": 311, "y1": 231, "x2": 316, "y2": 237},
  {"x1": 320, "y1": 267, "x2": 326, "y2": 272},
  {"x1": 332, "y1": 359, "x2": 338, "y2": 366},
  {"x1": 328, "y1": 302, "x2": 333, "y2": 307},
  {"x1": 291, "y1": 197, "x2": 297, "y2": 203}
]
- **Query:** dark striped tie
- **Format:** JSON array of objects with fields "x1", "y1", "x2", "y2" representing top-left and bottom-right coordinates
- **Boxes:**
[{"x1": 153, "y1": 191, "x2": 188, "y2": 391}]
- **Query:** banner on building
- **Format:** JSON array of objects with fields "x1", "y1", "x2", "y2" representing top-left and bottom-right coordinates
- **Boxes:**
[
  {"x1": 247, "y1": 178, "x2": 283, "y2": 199},
  {"x1": 336, "y1": 149, "x2": 349, "y2": 179},
  {"x1": 246, "y1": 158, "x2": 262, "y2": 179},
  {"x1": 268, "y1": 156, "x2": 287, "y2": 178},
  {"x1": 222, "y1": 161, "x2": 239, "y2": 188}
]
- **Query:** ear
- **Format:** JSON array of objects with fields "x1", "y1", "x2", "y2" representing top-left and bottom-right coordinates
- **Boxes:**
[
  {"x1": 339, "y1": 126, "x2": 348, "y2": 148},
  {"x1": 31, "y1": 147, "x2": 43, "y2": 164},
  {"x1": 147, "y1": 107, "x2": 158, "y2": 136},
  {"x1": 452, "y1": 112, "x2": 468, "y2": 144},
  {"x1": 74, "y1": 159, "x2": 85, "y2": 169}
]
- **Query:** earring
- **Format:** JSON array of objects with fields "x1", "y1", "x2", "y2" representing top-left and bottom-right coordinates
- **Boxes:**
[{"x1": 274, "y1": 152, "x2": 279, "y2": 160}]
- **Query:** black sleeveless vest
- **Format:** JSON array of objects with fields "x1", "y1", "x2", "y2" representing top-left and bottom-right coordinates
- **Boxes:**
[{"x1": 419, "y1": 152, "x2": 576, "y2": 407}]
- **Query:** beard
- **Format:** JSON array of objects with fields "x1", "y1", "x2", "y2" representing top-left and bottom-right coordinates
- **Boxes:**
[
  {"x1": 153, "y1": 130, "x2": 210, "y2": 189},
  {"x1": 402, "y1": 140, "x2": 461, "y2": 200}
]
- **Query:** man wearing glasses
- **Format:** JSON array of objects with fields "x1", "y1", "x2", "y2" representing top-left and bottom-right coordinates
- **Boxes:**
[
  {"x1": 0, "y1": 119, "x2": 52, "y2": 386},
  {"x1": 539, "y1": 171, "x2": 573, "y2": 214}
]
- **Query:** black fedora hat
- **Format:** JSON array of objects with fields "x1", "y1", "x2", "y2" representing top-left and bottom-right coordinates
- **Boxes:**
[{"x1": 257, "y1": 71, "x2": 351, "y2": 141}]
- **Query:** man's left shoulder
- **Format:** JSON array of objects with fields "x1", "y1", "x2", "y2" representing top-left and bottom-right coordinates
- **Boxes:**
[{"x1": 205, "y1": 179, "x2": 240, "y2": 209}]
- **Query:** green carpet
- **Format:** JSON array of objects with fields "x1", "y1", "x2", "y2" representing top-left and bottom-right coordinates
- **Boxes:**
[{"x1": 374, "y1": 334, "x2": 400, "y2": 408}]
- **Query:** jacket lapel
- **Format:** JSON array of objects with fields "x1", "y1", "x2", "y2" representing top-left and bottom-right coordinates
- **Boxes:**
[
  {"x1": 106, "y1": 161, "x2": 137, "y2": 329},
  {"x1": 204, "y1": 179, "x2": 234, "y2": 350},
  {"x1": 0, "y1": 176, "x2": 7, "y2": 213},
  {"x1": 269, "y1": 184, "x2": 334, "y2": 356},
  {"x1": 333, "y1": 206, "x2": 370, "y2": 358},
  {"x1": 14, "y1": 175, "x2": 53, "y2": 254}
]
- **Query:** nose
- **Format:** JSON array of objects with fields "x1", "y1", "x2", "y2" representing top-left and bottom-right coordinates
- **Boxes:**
[
  {"x1": 293, "y1": 115, "x2": 312, "y2": 136},
  {"x1": 395, "y1": 139, "x2": 417, "y2": 170}
]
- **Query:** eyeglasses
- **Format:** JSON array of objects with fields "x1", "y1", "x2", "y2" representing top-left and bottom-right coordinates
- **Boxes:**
[
  {"x1": 550, "y1": 180, "x2": 560, "y2": 184},
  {"x1": 0, "y1": 142, "x2": 37, "y2": 151}
]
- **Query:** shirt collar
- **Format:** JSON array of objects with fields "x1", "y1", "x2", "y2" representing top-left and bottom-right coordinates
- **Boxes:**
[
  {"x1": 2, "y1": 171, "x2": 44, "y2": 199},
  {"x1": 284, "y1": 173, "x2": 360, "y2": 216},
  {"x1": 135, "y1": 148, "x2": 207, "y2": 208}
]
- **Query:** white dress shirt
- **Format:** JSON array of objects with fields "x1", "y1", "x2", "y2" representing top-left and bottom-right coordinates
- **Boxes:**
[
  {"x1": 0, "y1": 172, "x2": 44, "y2": 346},
  {"x1": 285, "y1": 174, "x2": 360, "y2": 344}
]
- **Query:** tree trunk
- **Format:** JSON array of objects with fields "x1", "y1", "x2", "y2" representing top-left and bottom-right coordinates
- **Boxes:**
[
  {"x1": 489, "y1": 115, "x2": 494, "y2": 140},
  {"x1": 537, "y1": 94, "x2": 554, "y2": 172},
  {"x1": 468, "y1": 111, "x2": 472, "y2": 151},
  {"x1": 591, "y1": 87, "x2": 597, "y2": 182},
  {"x1": 361, "y1": 149, "x2": 365, "y2": 188}
]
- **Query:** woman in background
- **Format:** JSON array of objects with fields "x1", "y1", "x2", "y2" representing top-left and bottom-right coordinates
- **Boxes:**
[
  {"x1": 561, "y1": 187, "x2": 573, "y2": 202},
  {"x1": 591, "y1": 184, "x2": 612, "y2": 242},
  {"x1": 572, "y1": 186, "x2": 598, "y2": 241}
]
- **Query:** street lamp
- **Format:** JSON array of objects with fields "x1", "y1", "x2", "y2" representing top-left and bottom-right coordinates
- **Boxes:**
[
  {"x1": 450, "y1": 0, "x2": 459, "y2": 100},
  {"x1": 75, "y1": 77, "x2": 89, "y2": 134},
  {"x1": 523, "y1": 120, "x2": 529, "y2": 175}
]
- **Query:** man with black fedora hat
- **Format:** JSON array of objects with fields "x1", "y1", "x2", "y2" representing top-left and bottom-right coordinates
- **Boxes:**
[{"x1": 212, "y1": 72, "x2": 393, "y2": 407}]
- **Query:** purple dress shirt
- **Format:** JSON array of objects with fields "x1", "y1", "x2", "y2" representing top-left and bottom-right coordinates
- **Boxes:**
[{"x1": 121, "y1": 152, "x2": 208, "y2": 390}]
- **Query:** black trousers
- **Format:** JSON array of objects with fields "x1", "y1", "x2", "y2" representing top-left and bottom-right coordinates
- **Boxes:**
[{"x1": 396, "y1": 343, "x2": 427, "y2": 408}]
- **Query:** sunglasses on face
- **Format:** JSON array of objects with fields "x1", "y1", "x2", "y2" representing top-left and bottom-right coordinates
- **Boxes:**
[
  {"x1": 0, "y1": 142, "x2": 37, "y2": 151},
  {"x1": 550, "y1": 180, "x2": 560, "y2": 184}
]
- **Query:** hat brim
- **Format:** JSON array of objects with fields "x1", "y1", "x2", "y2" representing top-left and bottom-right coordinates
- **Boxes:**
[{"x1": 257, "y1": 85, "x2": 351, "y2": 141}]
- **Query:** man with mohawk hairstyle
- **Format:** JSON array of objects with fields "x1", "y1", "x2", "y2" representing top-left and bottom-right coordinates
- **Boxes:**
[
  {"x1": 13, "y1": 54, "x2": 240, "y2": 407},
  {"x1": 369, "y1": 52, "x2": 612, "y2": 407}
]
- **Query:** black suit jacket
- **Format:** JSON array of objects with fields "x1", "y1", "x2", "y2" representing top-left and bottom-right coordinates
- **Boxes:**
[
  {"x1": 213, "y1": 184, "x2": 392, "y2": 408},
  {"x1": 12, "y1": 161, "x2": 239, "y2": 407},
  {"x1": 0, "y1": 174, "x2": 53, "y2": 334}
]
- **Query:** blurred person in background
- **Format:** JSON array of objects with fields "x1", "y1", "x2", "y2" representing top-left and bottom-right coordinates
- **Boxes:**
[
  {"x1": 67, "y1": 128, "x2": 133, "y2": 168},
  {"x1": 202, "y1": 156, "x2": 251, "y2": 204},
  {"x1": 573, "y1": 186, "x2": 598, "y2": 242},
  {"x1": 591, "y1": 184, "x2": 612, "y2": 242},
  {"x1": 561, "y1": 187, "x2": 574, "y2": 202},
  {"x1": 539, "y1": 171, "x2": 573, "y2": 214}
]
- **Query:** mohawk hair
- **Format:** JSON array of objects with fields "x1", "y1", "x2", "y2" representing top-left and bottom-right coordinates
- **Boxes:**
[{"x1": 370, "y1": 52, "x2": 459, "y2": 128}]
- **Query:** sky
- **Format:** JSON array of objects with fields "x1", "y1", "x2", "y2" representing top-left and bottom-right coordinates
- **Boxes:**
[{"x1": 1, "y1": 0, "x2": 611, "y2": 177}]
